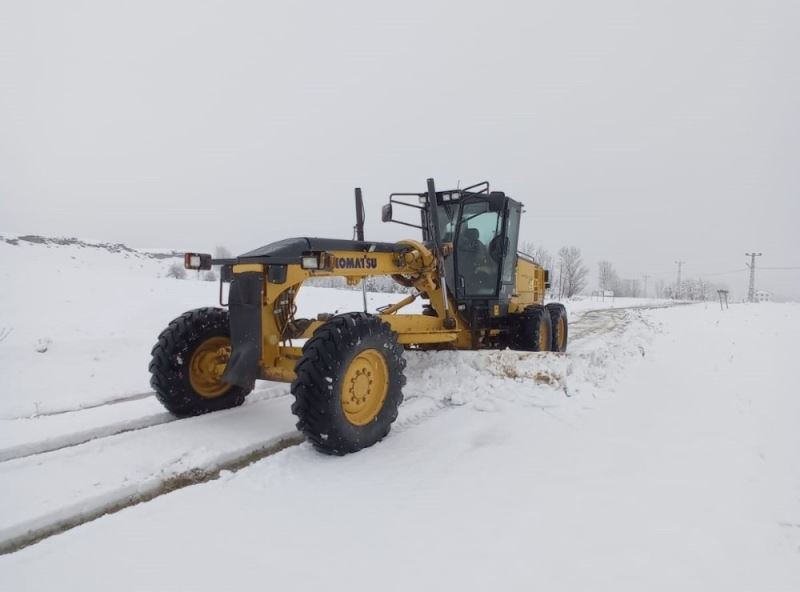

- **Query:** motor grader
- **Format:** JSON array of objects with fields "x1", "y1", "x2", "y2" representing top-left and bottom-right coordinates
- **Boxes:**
[{"x1": 150, "y1": 178, "x2": 567, "y2": 454}]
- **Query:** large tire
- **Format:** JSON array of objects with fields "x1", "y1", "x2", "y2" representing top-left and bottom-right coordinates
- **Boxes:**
[
  {"x1": 290, "y1": 312, "x2": 406, "y2": 455},
  {"x1": 546, "y1": 303, "x2": 568, "y2": 352},
  {"x1": 149, "y1": 307, "x2": 251, "y2": 416},
  {"x1": 512, "y1": 305, "x2": 553, "y2": 352}
]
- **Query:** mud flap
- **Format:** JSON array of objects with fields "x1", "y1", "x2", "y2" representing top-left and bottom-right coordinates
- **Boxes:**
[{"x1": 222, "y1": 272, "x2": 263, "y2": 389}]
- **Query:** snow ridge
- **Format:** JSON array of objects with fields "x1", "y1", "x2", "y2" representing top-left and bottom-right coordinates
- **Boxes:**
[{"x1": 0, "y1": 233, "x2": 182, "y2": 260}]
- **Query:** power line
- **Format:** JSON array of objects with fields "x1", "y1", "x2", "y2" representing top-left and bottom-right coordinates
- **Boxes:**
[
  {"x1": 630, "y1": 266, "x2": 746, "y2": 277},
  {"x1": 620, "y1": 264, "x2": 797, "y2": 281},
  {"x1": 700, "y1": 268, "x2": 747, "y2": 277}
]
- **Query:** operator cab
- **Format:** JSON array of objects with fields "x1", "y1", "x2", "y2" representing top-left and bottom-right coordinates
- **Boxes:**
[{"x1": 382, "y1": 180, "x2": 523, "y2": 318}]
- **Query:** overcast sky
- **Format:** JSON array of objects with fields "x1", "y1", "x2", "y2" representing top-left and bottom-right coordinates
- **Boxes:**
[{"x1": 1, "y1": 0, "x2": 798, "y2": 298}]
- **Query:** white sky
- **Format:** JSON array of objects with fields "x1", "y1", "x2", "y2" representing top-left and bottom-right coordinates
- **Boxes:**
[{"x1": 1, "y1": 0, "x2": 798, "y2": 298}]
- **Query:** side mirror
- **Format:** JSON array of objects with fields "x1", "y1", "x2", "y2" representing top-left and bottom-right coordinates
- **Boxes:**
[
  {"x1": 381, "y1": 203, "x2": 393, "y2": 223},
  {"x1": 489, "y1": 236, "x2": 508, "y2": 263},
  {"x1": 487, "y1": 191, "x2": 506, "y2": 213}
]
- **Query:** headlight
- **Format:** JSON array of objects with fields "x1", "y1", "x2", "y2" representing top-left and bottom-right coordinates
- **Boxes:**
[
  {"x1": 184, "y1": 252, "x2": 212, "y2": 270},
  {"x1": 301, "y1": 255, "x2": 320, "y2": 269},
  {"x1": 301, "y1": 251, "x2": 333, "y2": 271}
]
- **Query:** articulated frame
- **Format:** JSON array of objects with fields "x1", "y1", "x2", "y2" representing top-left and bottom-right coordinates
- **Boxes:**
[
  {"x1": 223, "y1": 237, "x2": 546, "y2": 384},
  {"x1": 230, "y1": 240, "x2": 473, "y2": 383}
]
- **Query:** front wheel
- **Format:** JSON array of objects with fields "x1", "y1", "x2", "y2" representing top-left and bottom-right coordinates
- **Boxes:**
[
  {"x1": 291, "y1": 313, "x2": 406, "y2": 455},
  {"x1": 149, "y1": 307, "x2": 251, "y2": 416}
]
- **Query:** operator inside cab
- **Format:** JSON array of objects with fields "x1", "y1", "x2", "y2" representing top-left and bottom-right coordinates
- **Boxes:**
[{"x1": 458, "y1": 218, "x2": 502, "y2": 296}]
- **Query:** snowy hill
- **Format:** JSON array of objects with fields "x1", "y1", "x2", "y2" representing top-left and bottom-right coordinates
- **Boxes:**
[
  {"x1": 0, "y1": 233, "x2": 206, "y2": 418},
  {"x1": 1, "y1": 234, "x2": 184, "y2": 260},
  {"x1": 0, "y1": 234, "x2": 798, "y2": 590}
]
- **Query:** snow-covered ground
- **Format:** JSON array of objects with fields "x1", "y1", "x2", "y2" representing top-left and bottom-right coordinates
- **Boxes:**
[
  {"x1": 0, "y1": 235, "x2": 423, "y2": 419},
  {"x1": 0, "y1": 235, "x2": 668, "y2": 419},
  {"x1": 0, "y1": 236, "x2": 798, "y2": 590}
]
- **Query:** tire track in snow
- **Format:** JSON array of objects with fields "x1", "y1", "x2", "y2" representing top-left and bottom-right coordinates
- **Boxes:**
[
  {"x1": 0, "y1": 304, "x2": 675, "y2": 555},
  {"x1": 569, "y1": 309, "x2": 631, "y2": 342},
  {"x1": 0, "y1": 396, "x2": 451, "y2": 556},
  {"x1": 0, "y1": 392, "x2": 462, "y2": 556},
  {"x1": 5, "y1": 391, "x2": 157, "y2": 420},
  {"x1": 0, "y1": 385, "x2": 290, "y2": 464},
  {"x1": 1, "y1": 307, "x2": 656, "y2": 464},
  {"x1": 0, "y1": 412, "x2": 178, "y2": 463},
  {"x1": 0, "y1": 433, "x2": 303, "y2": 556},
  {"x1": 1, "y1": 304, "x2": 664, "y2": 466}
]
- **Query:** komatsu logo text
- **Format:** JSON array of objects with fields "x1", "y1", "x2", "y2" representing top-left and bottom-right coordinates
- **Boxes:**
[{"x1": 335, "y1": 257, "x2": 377, "y2": 269}]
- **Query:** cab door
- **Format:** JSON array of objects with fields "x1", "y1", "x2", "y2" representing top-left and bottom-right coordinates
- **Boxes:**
[
  {"x1": 454, "y1": 201, "x2": 504, "y2": 298},
  {"x1": 498, "y1": 201, "x2": 522, "y2": 303}
]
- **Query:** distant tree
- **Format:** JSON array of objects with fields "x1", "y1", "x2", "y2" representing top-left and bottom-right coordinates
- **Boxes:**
[
  {"x1": 597, "y1": 261, "x2": 619, "y2": 292},
  {"x1": 203, "y1": 270, "x2": 218, "y2": 282},
  {"x1": 166, "y1": 262, "x2": 186, "y2": 279},
  {"x1": 368, "y1": 275, "x2": 412, "y2": 294},
  {"x1": 535, "y1": 247, "x2": 554, "y2": 272},
  {"x1": 558, "y1": 246, "x2": 589, "y2": 298},
  {"x1": 306, "y1": 274, "x2": 411, "y2": 294},
  {"x1": 681, "y1": 277, "x2": 718, "y2": 301},
  {"x1": 667, "y1": 277, "x2": 718, "y2": 301},
  {"x1": 520, "y1": 242, "x2": 553, "y2": 272},
  {"x1": 619, "y1": 278, "x2": 641, "y2": 297},
  {"x1": 520, "y1": 242, "x2": 557, "y2": 297}
]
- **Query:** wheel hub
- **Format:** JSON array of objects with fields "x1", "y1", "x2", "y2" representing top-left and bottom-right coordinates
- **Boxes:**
[
  {"x1": 348, "y1": 369, "x2": 372, "y2": 404},
  {"x1": 189, "y1": 336, "x2": 232, "y2": 398},
  {"x1": 341, "y1": 349, "x2": 389, "y2": 426}
]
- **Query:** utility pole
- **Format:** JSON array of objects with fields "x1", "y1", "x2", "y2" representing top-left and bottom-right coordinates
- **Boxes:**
[
  {"x1": 745, "y1": 252, "x2": 762, "y2": 302},
  {"x1": 642, "y1": 274, "x2": 650, "y2": 299},
  {"x1": 674, "y1": 260, "x2": 685, "y2": 299}
]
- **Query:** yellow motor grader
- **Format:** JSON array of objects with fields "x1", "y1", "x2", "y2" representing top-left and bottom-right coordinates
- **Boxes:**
[{"x1": 150, "y1": 179, "x2": 567, "y2": 454}]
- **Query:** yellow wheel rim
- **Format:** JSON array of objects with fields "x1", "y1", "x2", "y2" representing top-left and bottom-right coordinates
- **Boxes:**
[
  {"x1": 189, "y1": 336, "x2": 232, "y2": 398},
  {"x1": 341, "y1": 348, "x2": 389, "y2": 426},
  {"x1": 556, "y1": 316, "x2": 566, "y2": 350},
  {"x1": 538, "y1": 318, "x2": 551, "y2": 352}
]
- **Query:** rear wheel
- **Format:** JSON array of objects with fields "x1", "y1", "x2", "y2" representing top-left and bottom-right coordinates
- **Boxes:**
[
  {"x1": 291, "y1": 312, "x2": 406, "y2": 455},
  {"x1": 546, "y1": 303, "x2": 568, "y2": 352},
  {"x1": 149, "y1": 307, "x2": 251, "y2": 416},
  {"x1": 512, "y1": 305, "x2": 553, "y2": 352}
]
